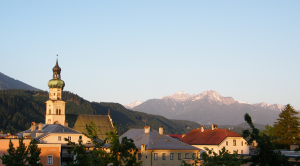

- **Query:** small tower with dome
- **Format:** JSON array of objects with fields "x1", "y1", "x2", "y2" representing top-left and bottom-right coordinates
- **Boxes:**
[{"x1": 45, "y1": 54, "x2": 66, "y2": 125}]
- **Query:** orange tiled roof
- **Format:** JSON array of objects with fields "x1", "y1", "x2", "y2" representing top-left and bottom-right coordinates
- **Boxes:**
[{"x1": 180, "y1": 128, "x2": 241, "y2": 145}]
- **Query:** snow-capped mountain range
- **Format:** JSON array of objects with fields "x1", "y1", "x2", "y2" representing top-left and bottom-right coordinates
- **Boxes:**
[
  {"x1": 125, "y1": 90, "x2": 285, "y2": 111},
  {"x1": 124, "y1": 90, "x2": 290, "y2": 125}
]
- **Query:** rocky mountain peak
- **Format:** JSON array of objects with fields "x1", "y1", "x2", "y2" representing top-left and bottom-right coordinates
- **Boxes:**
[
  {"x1": 161, "y1": 91, "x2": 195, "y2": 101},
  {"x1": 191, "y1": 90, "x2": 235, "y2": 105},
  {"x1": 124, "y1": 100, "x2": 144, "y2": 109},
  {"x1": 253, "y1": 102, "x2": 286, "y2": 112}
]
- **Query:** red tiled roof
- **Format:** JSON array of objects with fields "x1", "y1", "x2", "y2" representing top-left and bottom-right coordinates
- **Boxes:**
[{"x1": 180, "y1": 128, "x2": 241, "y2": 145}]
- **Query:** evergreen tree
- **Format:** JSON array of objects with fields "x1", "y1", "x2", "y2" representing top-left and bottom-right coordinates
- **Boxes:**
[
  {"x1": 242, "y1": 113, "x2": 290, "y2": 166},
  {"x1": 262, "y1": 124, "x2": 274, "y2": 141},
  {"x1": 27, "y1": 139, "x2": 43, "y2": 166},
  {"x1": 273, "y1": 104, "x2": 300, "y2": 148},
  {"x1": 1, "y1": 138, "x2": 42, "y2": 166},
  {"x1": 1, "y1": 137, "x2": 28, "y2": 166}
]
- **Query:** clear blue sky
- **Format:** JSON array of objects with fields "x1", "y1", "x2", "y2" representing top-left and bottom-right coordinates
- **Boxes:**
[{"x1": 1, "y1": 1, "x2": 299, "y2": 109}]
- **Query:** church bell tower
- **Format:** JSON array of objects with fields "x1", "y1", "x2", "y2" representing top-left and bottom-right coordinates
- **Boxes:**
[{"x1": 45, "y1": 55, "x2": 66, "y2": 125}]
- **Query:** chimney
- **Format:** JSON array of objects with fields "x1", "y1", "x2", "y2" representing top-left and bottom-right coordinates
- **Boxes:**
[
  {"x1": 159, "y1": 126, "x2": 163, "y2": 135},
  {"x1": 212, "y1": 124, "x2": 217, "y2": 131},
  {"x1": 31, "y1": 122, "x2": 36, "y2": 131},
  {"x1": 64, "y1": 120, "x2": 69, "y2": 127},
  {"x1": 201, "y1": 126, "x2": 204, "y2": 132},
  {"x1": 141, "y1": 144, "x2": 145, "y2": 153},
  {"x1": 38, "y1": 123, "x2": 43, "y2": 131},
  {"x1": 144, "y1": 126, "x2": 150, "y2": 134}
]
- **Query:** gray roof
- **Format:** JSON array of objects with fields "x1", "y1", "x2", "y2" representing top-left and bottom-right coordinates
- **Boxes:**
[
  {"x1": 17, "y1": 124, "x2": 82, "y2": 141},
  {"x1": 120, "y1": 129, "x2": 200, "y2": 150},
  {"x1": 18, "y1": 124, "x2": 81, "y2": 134}
]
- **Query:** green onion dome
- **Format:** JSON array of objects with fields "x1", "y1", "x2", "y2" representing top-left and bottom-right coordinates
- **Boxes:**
[{"x1": 48, "y1": 79, "x2": 65, "y2": 89}]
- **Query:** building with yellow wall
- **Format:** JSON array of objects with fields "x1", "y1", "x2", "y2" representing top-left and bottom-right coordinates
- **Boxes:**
[{"x1": 120, "y1": 126, "x2": 201, "y2": 166}]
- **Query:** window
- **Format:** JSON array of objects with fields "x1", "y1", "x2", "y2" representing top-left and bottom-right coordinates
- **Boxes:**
[
  {"x1": 185, "y1": 153, "x2": 189, "y2": 159},
  {"x1": 241, "y1": 141, "x2": 243, "y2": 146},
  {"x1": 47, "y1": 156, "x2": 53, "y2": 165},
  {"x1": 178, "y1": 153, "x2": 181, "y2": 160},
  {"x1": 56, "y1": 109, "x2": 58, "y2": 115},
  {"x1": 68, "y1": 136, "x2": 72, "y2": 141},
  {"x1": 48, "y1": 119, "x2": 51, "y2": 124},
  {"x1": 59, "y1": 109, "x2": 61, "y2": 115},
  {"x1": 162, "y1": 153, "x2": 166, "y2": 160},
  {"x1": 241, "y1": 150, "x2": 243, "y2": 154},
  {"x1": 233, "y1": 139, "x2": 236, "y2": 146},
  {"x1": 170, "y1": 153, "x2": 174, "y2": 160},
  {"x1": 226, "y1": 141, "x2": 228, "y2": 146},
  {"x1": 138, "y1": 153, "x2": 142, "y2": 161},
  {"x1": 154, "y1": 153, "x2": 158, "y2": 160},
  {"x1": 192, "y1": 153, "x2": 196, "y2": 159},
  {"x1": 58, "y1": 136, "x2": 61, "y2": 141},
  {"x1": 48, "y1": 109, "x2": 51, "y2": 115}
]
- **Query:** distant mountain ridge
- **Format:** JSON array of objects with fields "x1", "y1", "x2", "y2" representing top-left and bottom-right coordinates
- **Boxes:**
[
  {"x1": 0, "y1": 72, "x2": 39, "y2": 90},
  {"x1": 125, "y1": 90, "x2": 290, "y2": 125},
  {"x1": 0, "y1": 89, "x2": 202, "y2": 135}
]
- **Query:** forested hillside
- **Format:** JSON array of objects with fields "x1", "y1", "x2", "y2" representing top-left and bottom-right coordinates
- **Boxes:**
[
  {"x1": 0, "y1": 72, "x2": 40, "y2": 90},
  {"x1": 0, "y1": 89, "x2": 202, "y2": 135}
]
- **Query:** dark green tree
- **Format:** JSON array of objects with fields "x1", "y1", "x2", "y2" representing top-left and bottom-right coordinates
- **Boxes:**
[
  {"x1": 1, "y1": 137, "x2": 42, "y2": 166},
  {"x1": 1, "y1": 137, "x2": 28, "y2": 166},
  {"x1": 242, "y1": 113, "x2": 290, "y2": 166},
  {"x1": 260, "y1": 124, "x2": 274, "y2": 140},
  {"x1": 27, "y1": 139, "x2": 43, "y2": 166},
  {"x1": 200, "y1": 147, "x2": 243, "y2": 166},
  {"x1": 273, "y1": 104, "x2": 300, "y2": 148},
  {"x1": 66, "y1": 135, "x2": 96, "y2": 166},
  {"x1": 65, "y1": 122, "x2": 109, "y2": 166},
  {"x1": 181, "y1": 147, "x2": 243, "y2": 166},
  {"x1": 66, "y1": 122, "x2": 142, "y2": 166},
  {"x1": 106, "y1": 129, "x2": 141, "y2": 166}
]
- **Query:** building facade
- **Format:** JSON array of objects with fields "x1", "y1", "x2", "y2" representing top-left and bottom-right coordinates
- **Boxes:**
[
  {"x1": 180, "y1": 124, "x2": 250, "y2": 155},
  {"x1": 120, "y1": 126, "x2": 201, "y2": 166}
]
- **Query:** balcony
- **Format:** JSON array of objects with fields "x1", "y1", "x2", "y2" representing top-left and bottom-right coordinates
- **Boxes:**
[{"x1": 61, "y1": 153, "x2": 74, "y2": 159}]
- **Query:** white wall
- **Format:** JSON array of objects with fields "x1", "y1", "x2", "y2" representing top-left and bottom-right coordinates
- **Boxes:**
[
  {"x1": 193, "y1": 137, "x2": 249, "y2": 155},
  {"x1": 40, "y1": 133, "x2": 91, "y2": 144}
]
